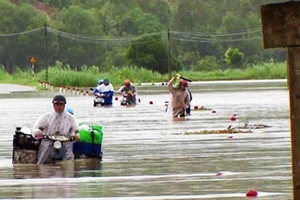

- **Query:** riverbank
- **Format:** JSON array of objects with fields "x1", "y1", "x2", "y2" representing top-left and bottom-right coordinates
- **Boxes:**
[
  {"x1": 138, "y1": 79, "x2": 288, "y2": 94},
  {"x1": 0, "y1": 79, "x2": 288, "y2": 96}
]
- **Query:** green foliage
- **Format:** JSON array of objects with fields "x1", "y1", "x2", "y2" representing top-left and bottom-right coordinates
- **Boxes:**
[
  {"x1": 34, "y1": 63, "x2": 168, "y2": 87},
  {"x1": 243, "y1": 61, "x2": 287, "y2": 79},
  {"x1": 1, "y1": 62, "x2": 286, "y2": 87},
  {"x1": 126, "y1": 34, "x2": 176, "y2": 74},
  {"x1": 0, "y1": 0, "x2": 287, "y2": 75},
  {"x1": 0, "y1": 65, "x2": 10, "y2": 82},
  {"x1": 114, "y1": 66, "x2": 166, "y2": 84},
  {"x1": 175, "y1": 61, "x2": 286, "y2": 81},
  {"x1": 178, "y1": 52, "x2": 201, "y2": 70},
  {"x1": 192, "y1": 56, "x2": 218, "y2": 72},
  {"x1": 225, "y1": 47, "x2": 245, "y2": 68}
]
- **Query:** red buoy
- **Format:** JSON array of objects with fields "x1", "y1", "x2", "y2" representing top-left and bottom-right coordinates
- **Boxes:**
[
  {"x1": 228, "y1": 136, "x2": 233, "y2": 139},
  {"x1": 212, "y1": 110, "x2": 216, "y2": 113},
  {"x1": 194, "y1": 106, "x2": 198, "y2": 110},
  {"x1": 115, "y1": 97, "x2": 118, "y2": 101},
  {"x1": 149, "y1": 101, "x2": 153, "y2": 105},
  {"x1": 216, "y1": 172, "x2": 223, "y2": 176},
  {"x1": 246, "y1": 190, "x2": 258, "y2": 197},
  {"x1": 230, "y1": 116, "x2": 236, "y2": 121}
]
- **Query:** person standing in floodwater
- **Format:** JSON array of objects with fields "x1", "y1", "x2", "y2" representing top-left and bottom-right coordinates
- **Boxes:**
[
  {"x1": 185, "y1": 82, "x2": 193, "y2": 115},
  {"x1": 32, "y1": 95, "x2": 80, "y2": 164},
  {"x1": 167, "y1": 75, "x2": 190, "y2": 118},
  {"x1": 118, "y1": 79, "x2": 138, "y2": 105}
]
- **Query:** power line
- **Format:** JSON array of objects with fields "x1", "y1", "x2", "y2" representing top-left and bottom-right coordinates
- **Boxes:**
[
  {"x1": 171, "y1": 36, "x2": 262, "y2": 43},
  {"x1": 170, "y1": 28, "x2": 261, "y2": 37},
  {"x1": 0, "y1": 26, "x2": 263, "y2": 44},
  {"x1": 47, "y1": 27, "x2": 164, "y2": 46},
  {"x1": 0, "y1": 27, "x2": 43, "y2": 37}
]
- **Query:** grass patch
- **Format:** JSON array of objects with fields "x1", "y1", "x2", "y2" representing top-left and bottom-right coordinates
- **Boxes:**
[{"x1": 0, "y1": 61, "x2": 287, "y2": 87}]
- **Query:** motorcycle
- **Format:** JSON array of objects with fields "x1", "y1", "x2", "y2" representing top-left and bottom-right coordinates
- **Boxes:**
[
  {"x1": 12, "y1": 124, "x2": 103, "y2": 165},
  {"x1": 93, "y1": 92, "x2": 105, "y2": 107},
  {"x1": 120, "y1": 92, "x2": 137, "y2": 106},
  {"x1": 43, "y1": 134, "x2": 73, "y2": 164},
  {"x1": 120, "y1": 93, "x2": 130, "y2": 106},
  {"x1": 91, "y1": 88, "x2": 113, "y2": 107}
]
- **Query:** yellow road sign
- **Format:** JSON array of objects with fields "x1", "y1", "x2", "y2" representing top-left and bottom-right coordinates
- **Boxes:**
[{"x1": 29, "y1": 56, "x2": 36, "y2": 64}]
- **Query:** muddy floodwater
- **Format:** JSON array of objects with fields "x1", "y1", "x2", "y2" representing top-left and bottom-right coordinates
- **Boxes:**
[{"x1": 0, "y1": 80, "x2": 292, "y2": 199}]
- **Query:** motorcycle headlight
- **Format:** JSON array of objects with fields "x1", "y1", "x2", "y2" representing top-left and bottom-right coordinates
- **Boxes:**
[{"x1": 53, "y1": 141, "x2": 62, "y2": 149}]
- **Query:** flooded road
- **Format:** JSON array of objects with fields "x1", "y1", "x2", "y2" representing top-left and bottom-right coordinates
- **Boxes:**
[{"x1": 0, "y1": 81, "x2": 292, "y2": 199}]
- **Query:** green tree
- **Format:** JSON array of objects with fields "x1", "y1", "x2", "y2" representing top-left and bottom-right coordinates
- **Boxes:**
[
  {"x1": 0, "y1": 0, "x2": 48, "y2": 73},
  {"x1": 192, "y1": 56, "x2": 218, "y2": 72},
  {"x1": 56, "y1": 6, "x2": 105, "y2": 68},
  {"x1": 178, "y1": 52, "x2": 201, "y2": 70},
  {"x1": 126, "y1": 34, "x2": 182, "y2": 74},
  {"x1": 225, "y1": 47, "x2": 244, "y2": 68}
]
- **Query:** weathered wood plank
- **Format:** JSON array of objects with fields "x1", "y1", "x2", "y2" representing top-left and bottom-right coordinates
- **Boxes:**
[
  {"x1": 261, "y1": 1, "x2": 300, "y2": 48},
  {"x1": 288, "y1": 47, "x2": 300, "y2": 200}
]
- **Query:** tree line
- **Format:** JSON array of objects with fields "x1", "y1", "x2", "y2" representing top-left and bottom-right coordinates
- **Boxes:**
[{"x1": 0, "y1": 0, "x2": 286, "y2": 75}]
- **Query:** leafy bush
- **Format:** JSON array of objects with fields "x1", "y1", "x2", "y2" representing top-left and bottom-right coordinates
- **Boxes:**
[{"x1": 192, "y1": 56, "x2": 218, "y2": 72}]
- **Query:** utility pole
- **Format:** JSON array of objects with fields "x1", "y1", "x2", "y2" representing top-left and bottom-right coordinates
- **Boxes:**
[
  {"x1": 167, "y1": 30, "x2": 172, "y2": 80},
  {"x1": 261, "y1": 2, "x2": 300, "y2": 199},
  {"x1": 44, "y1": 24, "x2": 48, "y2": 82}
]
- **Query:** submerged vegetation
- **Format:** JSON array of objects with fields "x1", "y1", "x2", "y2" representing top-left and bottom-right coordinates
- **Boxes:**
[{"x1": 0, "y1": 61, "x2": 287, "y2": 87}]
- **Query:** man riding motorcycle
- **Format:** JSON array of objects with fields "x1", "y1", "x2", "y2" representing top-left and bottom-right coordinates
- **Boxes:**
[
  {"x1": 93, "y1": 78, "x2": 114, "y2": 106},
  {"x1": 32, "y1": 95, "x2": 79, "y2": 164},
  {"x1": 117, "y1": 79, "x2": 138, "y2": 105}
]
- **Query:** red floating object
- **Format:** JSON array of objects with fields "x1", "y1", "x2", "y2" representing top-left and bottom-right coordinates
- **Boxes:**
[
  {"x1": 246, "y1": 190, "x2": 258, "y2": 197},
  {"x1": 194, "y1": 106, "x2": 198, "y2": 110},
  {"x1": 212, "y1": 110, "x2": 216, "y2": 113},
  {"x1": 230, "y1": 116, "x2": 236, "y2": 121},
  {"x1": 149, "y1": 101, "x2": 153, "y2": 105},
  {"x1": 115, "y1": 97, "x2": 118, "y2": 101},
  {"x1": 228, "y1": 136, "x2": 233, "y2": 139},
  {"x1": 216, "y1": 172, "x2": 223, "y2": 176}
]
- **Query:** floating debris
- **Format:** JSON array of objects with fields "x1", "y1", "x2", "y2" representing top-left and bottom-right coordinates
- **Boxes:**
[
  {"x1": 193, "y1": 106, "x2": 212, "y2": 111},
  {"x1": 164, "y1": 102, "x2": 212, "y2": 112},
  {"x1": 173, "y1": 126, "x2": 252, "y2": 135},
  {"x1": 234, "y1": 122, "x2": 272, "y2": 129}
]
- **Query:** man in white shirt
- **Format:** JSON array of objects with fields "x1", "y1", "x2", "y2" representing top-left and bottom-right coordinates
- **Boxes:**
[
  {"x1": 94, "y1": 78, "x2": 114, "y2": 105},
  {"x1": 32, "y1": 95, "x2": 79, "y2": 164}
]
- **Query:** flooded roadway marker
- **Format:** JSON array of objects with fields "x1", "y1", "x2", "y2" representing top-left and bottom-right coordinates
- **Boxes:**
[
  {"x1": 216, "y1": 172, "x2": 223, "y2": 176},
  {"x1": 246, "y1": 190, "x2": 258, "y2": 197},
  {"x1": 261, "y1": 2, "x2": 300, "y2": 199}
]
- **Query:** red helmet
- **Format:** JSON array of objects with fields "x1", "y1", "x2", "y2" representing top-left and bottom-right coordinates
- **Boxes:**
[
  {"x1": 124, "y1": 79, "x2": 131, "y2": 87},
  {"x1": 180, "y1": 80, "x2": 188, "y2": 87}
]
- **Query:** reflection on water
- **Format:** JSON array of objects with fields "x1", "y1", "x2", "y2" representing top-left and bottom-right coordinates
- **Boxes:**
[
  {"x1": 0, "y1": 83, "x2": 293, "y2": 199},
  {"x1": 13, "y1": 159, "x2": 102, "y2": 179}
]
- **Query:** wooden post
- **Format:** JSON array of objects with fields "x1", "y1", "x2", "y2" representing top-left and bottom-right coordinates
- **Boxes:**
[
  {"x1": 261, "y1": 2, "x2": 300, "y2": 199},
  {"x1": 167, "y1": 30, "x2": 172, "y2": 80},
  {"x1": 44, "y1": 24, "x2": 48, "y2": 82}
]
